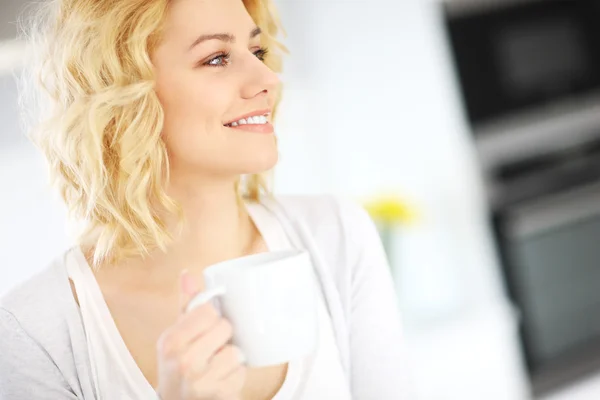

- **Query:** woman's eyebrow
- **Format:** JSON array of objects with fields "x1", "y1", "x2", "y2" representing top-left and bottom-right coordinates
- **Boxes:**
[{"x1": 188, "y1": 26, "x2": 262, "y2": 51}]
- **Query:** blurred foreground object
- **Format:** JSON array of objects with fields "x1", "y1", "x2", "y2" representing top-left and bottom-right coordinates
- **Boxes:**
[{"x1": 363, "y1": 194, "x2": 418, "y2": 267}]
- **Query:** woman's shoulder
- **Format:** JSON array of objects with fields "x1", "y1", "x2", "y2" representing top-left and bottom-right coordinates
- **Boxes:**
[
  {"x1": 0, "y1": 249, "x2": 78, "y2": 342},
  {"x1": 270, "y1": 193, "x2": 377, "y2": 238},
  {"x1": 0, "y1": 249, "x2": 90, "y2": 397},
  {"x1": 268, "y1": 194, "x2": 381, "y2": 271}
]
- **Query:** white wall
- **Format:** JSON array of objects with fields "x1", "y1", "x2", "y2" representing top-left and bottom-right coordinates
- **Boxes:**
[
  {"x1": 0, "y1": 143, "x2": 71, "y2": 294},
  {"x1": 273, "y1": 0, "x2": 531, "y2": 399},
  {"x1": 0, "y1": 39, "x2": 71, "y2": 294},
  {"x1": 274, "y1": 0, "x2": 506, "y2": 318},
  {"x1": 0, "y1": 40, "x2": 26, "y2": 73}
]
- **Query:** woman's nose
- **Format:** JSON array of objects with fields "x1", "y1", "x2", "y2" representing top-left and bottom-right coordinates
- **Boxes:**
[{"x1": 241, "y1": 56, "x2": 281, "y2": 100}]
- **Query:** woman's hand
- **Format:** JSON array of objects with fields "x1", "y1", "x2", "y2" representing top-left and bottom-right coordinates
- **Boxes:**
[{"x1": 156, "y1": 271, "x2": 246, "y2": 400}]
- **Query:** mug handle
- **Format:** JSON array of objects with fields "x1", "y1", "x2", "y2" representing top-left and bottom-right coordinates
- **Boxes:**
[{"x1": 185, "y1": 286, "x2": 226, "y2": 314}]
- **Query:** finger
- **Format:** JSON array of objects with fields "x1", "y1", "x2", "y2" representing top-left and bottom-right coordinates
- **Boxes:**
[
  {"x1": 182, "y1": 320, "x2": 235, "y2": 379},
  {"x1": 200, "y1": 345, "x2": 245, "y2": 382},
  {"x1": 217, "y1": 364, "x2": 247, "y2": 398},
  {"x1": 157, "y1": 305, "x2": 220, "y2": 359},
  {"x1": 186, "y1": 365, "x2": 245, "y2": 400},
  {"x1": 177, "y1": 302, "x2": 221, "y2": 336},
  {"x1": 193, "y1": 365, "x2": 246, "y2": 400},
  {"x1": 180, "y1": 270, "x2": 200, "y2": 313}
]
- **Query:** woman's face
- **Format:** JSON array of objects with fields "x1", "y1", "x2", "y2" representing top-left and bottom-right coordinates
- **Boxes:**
[{"x1": 153, "y1": 0, "x2": 281, "y2": 182}]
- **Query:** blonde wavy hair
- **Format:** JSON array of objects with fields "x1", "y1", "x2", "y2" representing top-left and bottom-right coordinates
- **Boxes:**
[{"x1": 19, "y1": 0, "x2": 287, "y2": 267}]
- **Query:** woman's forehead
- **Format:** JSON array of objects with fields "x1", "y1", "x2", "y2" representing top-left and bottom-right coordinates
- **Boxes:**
[{"x1": 164, "y1": 0, "x2": 255, "y2": 39}]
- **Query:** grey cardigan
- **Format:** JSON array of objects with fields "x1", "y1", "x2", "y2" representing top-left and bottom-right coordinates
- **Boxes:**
[{"x1": 0, "y1": 195, "x2": 407, "y2": 399}]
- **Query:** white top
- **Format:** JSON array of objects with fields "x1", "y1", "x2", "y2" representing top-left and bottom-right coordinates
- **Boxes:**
[
  {"x1": 0, "y1": 195, "x2": 409, "y2": 399},
  {"x1": 246, "y1": 201, "x2": 352, "y2": 400},
  {"x1": 63, "y1": 200, "x2": 352, "y2": 399}
]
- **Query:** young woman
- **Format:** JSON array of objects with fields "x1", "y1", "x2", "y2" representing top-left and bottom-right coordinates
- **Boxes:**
[{"x1": 0, "y1": 0, "x2": 407, "y2": 399}]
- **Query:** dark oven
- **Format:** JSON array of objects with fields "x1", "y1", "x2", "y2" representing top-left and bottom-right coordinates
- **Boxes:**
[
  {"x1": 491, "y1": 137, "x2": 600, "y2": 396},
  {"x1": 443, "y1": 0, "x2": 600, "y2": 395},
  {"x1": 444, "y1": 0, "x2": 600, "y2": 130}
]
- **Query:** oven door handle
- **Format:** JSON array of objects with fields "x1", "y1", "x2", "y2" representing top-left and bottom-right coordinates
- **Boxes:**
[{"x1": 505, "y1": 183, "x2": 600, "y2": 238}]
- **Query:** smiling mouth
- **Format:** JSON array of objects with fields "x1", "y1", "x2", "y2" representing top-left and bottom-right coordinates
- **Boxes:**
[{"x1": 224, "y1": 114, "x2": 270, "y2": 127}]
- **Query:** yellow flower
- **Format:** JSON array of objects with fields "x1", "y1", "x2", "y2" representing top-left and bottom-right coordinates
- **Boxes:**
[{"x1": 363, "y1": 195, "x2": 418, "y2": 225}]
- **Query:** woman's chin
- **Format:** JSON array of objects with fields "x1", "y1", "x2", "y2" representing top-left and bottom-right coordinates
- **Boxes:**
[{"x1": 241, "y1": 150, "x2": 279, "y2": 175}]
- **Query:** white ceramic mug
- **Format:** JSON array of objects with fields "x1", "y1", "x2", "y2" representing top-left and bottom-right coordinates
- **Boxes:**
[{"x1": 186, "y1": 250, "x2": 318, "y2": 367}]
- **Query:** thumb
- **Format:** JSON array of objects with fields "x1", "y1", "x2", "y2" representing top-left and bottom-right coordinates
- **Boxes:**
[{"x1": 179, "y1": 270, "x2": 199, "y2": 313}]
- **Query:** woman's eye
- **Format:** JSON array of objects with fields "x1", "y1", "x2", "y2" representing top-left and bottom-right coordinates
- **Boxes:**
[
  {"x1": 202, "y1": 47, "x2": 269, "y2": 68},
  {"x1": 205, "y1": 52, "x2": 231, "y2": 68},
  {"x1": 254, "y1": 47, "x2": 269, "y2": 62}
]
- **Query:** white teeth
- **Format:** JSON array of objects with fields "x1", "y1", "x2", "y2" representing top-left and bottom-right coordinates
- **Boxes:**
[{"x1": 227, "y1": 115, "x2": 269, "y2": 127}]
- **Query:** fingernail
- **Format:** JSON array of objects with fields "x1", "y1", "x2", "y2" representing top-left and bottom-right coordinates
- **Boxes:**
[{"x1": 180, "y1": 270, "x2": 195, "y2": 296}]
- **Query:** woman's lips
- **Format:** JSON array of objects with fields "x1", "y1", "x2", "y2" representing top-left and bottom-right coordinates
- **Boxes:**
[{"x1": 224, "y1": 121, "x2": 274, "y2": 134}]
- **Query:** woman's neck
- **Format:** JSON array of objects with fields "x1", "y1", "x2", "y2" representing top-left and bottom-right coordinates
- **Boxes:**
[{"x1": 92, "y1": 177, "x2": 264, "y2": 291}]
